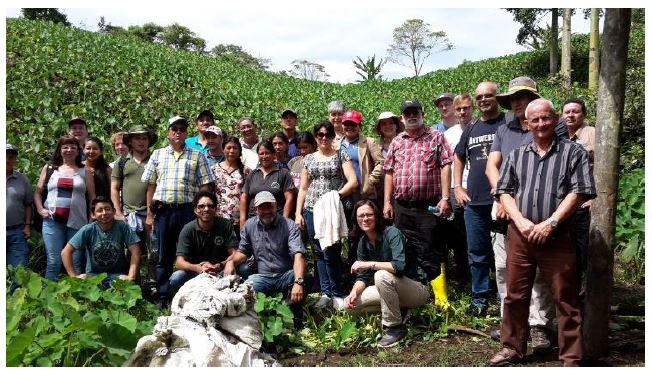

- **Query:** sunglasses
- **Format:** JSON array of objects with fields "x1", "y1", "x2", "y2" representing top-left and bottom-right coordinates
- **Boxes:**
[{"x1": 316, "y1": 132, "x2": 334, "y2": 139}]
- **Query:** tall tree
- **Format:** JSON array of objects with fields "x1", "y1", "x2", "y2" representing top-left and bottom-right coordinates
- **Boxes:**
[
  {"x1": 504, "y1": 8, "x2": 560, "y2": 74},
  {"x1": 211, "y1": 44, "x2": 270, "y2": 70},
  {"x1": 160, "y1": 23, "x2": 206, "y2": 53},
  {"x1": 386, "y1": 19, "x2": 453, "y2": 77},
  {"x1": 127, "y1": 23, "x2": 165, "y2": 43},
  {"x1": 21, "y1": 8, "x2": 70, "y2": 26},
  {"x1": 353, "y1": 55, "x2": 386, "y2": 82},
  {"x1": 550, "y1": 9, "x2": 559, "y2": 74},
  {"x1": 97, "y1": 16, "x2": 127, "y2": 35},
  {"x1": 289, "y1": 59, "x2": 329, "y2": 81},
  {"x1": 561, "y1": 9, "x2": 572, "y2": 88},
  {"x1": 585, "y1": 8, "x2": 631, "y2": 360},
  {"x1": 588, "y1": 8, "x2": 601, "y2": 91}
]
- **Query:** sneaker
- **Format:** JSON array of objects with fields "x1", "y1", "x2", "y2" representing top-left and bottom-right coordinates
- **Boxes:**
[
  {"x1": 530, "y1": 326, "x2": 551, "y2": 353},
  {"x1": 314, "y1": 294, "x2": 332, "y2": 309},
  {"x1": 489, "y1": 347, "x2": 521, "y2": 366},
  {"x1": 332, "y1": 296, "x2": 345, "y2": 310},
  {"x1": 490, "y1": 328, "x2": 501, "y2": 342},
  {"x1": 378, "y1": 324, "x2": 407, "y2": 348}
]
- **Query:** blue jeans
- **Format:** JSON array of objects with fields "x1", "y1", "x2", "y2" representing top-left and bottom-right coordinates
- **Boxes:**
[
  {"x1": 464, "y1": 204, "x2": 493, "y2": 308},
  {"x1": 153, "y1": 204, "x2": 195, "y2": 299},
  {"x1": 6, "y1": 226, "x2": 30, "y2": 268},
  {"x1": 247, "y1": 270, "x2": 296, "y2": 299},
  {"x1": 304, "y1": 209, "x2": 343, "y2": 298},
  {"x1": 42, "y1": 218, "x2": 83, "y2": 281}
]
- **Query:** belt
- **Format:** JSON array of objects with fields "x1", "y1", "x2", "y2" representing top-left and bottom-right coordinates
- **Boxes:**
[
  {"x1": 395, "y1": 199, "x2": 432, "y2": 209},
  {"x1": 7, "y1": 224, "x2": 25, "y2": 230}
]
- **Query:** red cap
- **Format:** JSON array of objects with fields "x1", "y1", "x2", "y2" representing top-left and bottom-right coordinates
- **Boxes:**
[{"x1": 342, "y1": 110, "x2": 363, "y2": 125}]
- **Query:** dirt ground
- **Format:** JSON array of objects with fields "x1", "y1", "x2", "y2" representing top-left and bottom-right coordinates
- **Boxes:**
[{"x1": 278, "y1": 284, "x2": 645, "y2": 367}]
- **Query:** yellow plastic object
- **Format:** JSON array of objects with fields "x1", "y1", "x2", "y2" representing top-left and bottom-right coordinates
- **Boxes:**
[{"x1": 431, "y1": 263, "x2": 450, "y2": 310}]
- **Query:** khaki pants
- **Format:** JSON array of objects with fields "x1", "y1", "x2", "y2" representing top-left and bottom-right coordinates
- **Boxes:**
[{"x1": 349, "y1": 270, "x2": 432, "y2": 327}]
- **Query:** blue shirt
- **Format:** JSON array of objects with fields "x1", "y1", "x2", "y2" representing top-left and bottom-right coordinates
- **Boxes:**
[
  {"x1": 287, "y1": 136, "x2": 300, "y2": 159},
  {"x1": 340, "y1": 137, "x2": 362, "y2": 188},
  {"x1": 238, "y1": 214, "x2": 305, "y2": 274},
  {"x1": 185, "y1": 136, "x2": 208, "y2": 153}
]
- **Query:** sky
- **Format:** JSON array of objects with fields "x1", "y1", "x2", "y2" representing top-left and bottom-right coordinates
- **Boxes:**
[{"x1": 3, "y1": 1, "x2": 610, "y2": 84}]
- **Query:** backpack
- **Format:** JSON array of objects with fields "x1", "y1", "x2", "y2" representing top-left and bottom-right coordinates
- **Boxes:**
[{"x1": 32, "y1": 164, "x2": 55, "y2": 233}]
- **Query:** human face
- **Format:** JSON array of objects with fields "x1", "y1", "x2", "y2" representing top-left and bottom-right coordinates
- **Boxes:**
[
  {"x1": 526, "y1": 102, "x2": 557, "y2": 143},
  {"x1": 83, "y1": 140, "x2": 102, "y2": 162},
  {"x1": 329, "y1": 111, "x2": 343, "y2": 127},
  {"x1": 129, "y1": 134, "x2": 150, "y2": 153},
  {"x1": 272, "y1": 137, "x2": 288, "y2": 158},
  {"x1": 562, "y1": 103, "x2": 586, "y2": 129},
  {"x1": 92, "y1": 202, "x2": 115, "y2": 225},
  {"x1": 454, "y1": 98, "x2": 473, "y2": 125},
  {"x1": 258, "y1": 146, "x2": 275, "y2": 168},
  {"x1": 281, "y1": 115, "x2": 298, "y2": 132},
  {"x1": 194, "y1": 197, "x2": 217, "y2": 223},
  {"x1": 343, "y1": 121, "x2": 360, "y2": 141},
  {"x1": 401, "y1": 108, "x2": 424, "y2": 130},
  {"x1": 239, "y1": 120, "x2": 257, "y2": 140},
  {"x1": 379, "y1": 119, "x2": 398, "y2": 139},
  {"x1": 298, "y1": 141, "x2": 315, "y2": 157},
  {"x1": 68, "y1": 123, "x2": 88, "y2": 141},
  {"x1": 196, "y1": 115, "x2": 214, "y2": 134},
  {"x1": 315, "y1": 128, "x2": 334, "y2": 150},
  {"x1": 255, "y1": 202, "x2": 276, "y2": 226},
  {"x1": 60, "y1": 143, "x2": 79, "y2": 160},
  {"x1": 167, "y1": 124, "x2": 188, "y2": 146},
  {"x1": 510, "y1": 91, "x2": 535, "y2": 120},
  {"x1": 223, "y1": 141, "x2": 241, "y2": 161},
  {"x1": 475, "y1": 83, "x2": 499, "y2": 115},
  {"x1": 113, "y1": 138, "x2": 128, "y2": 157},
  {"x1": 6, "y1": 151, "x2": 17, "y2": 172},
  {"x1": 356, "y1": 204, "x2": 377, "y2": 234},
  {"x1": 436, "y1": 98, "x2": 454, "y2": 119},
  {"x1": 205, "y1": 132, "x2": 222, "y2": 151}
]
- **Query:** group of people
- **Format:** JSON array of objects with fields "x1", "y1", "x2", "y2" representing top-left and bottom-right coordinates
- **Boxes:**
[{"x1": 6, "y1": 75, "x2": 596, "y2": 363}]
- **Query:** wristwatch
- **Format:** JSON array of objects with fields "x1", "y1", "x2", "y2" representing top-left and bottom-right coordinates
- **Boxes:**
[
  {"x1": 546, "y1": 218, "x2": 558, "y2": 229},
  {"x1": 294, "y1": 277, "x2": 304, "y2": 286},
  {"x1": 441, "y1": 195, "x2": 450, "y2": 201},
  {"x1": 452, "y1": 184, "x2": 460, "y2": 189}
]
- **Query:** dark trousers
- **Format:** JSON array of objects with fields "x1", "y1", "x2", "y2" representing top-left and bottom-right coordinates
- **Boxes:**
[
  {"x1": 393, "y1": 201, "x2": 442, "y2": 280},
  {"x1": 443, "y1": 203, "x2": 470, "y2": 285},
  {"x1": 571, "y1": 208, "x2": 590, "y2": 284},
  {"x1": 153, "y1": 204, "x2": 195, "y2": 299},
  {"x1": 501, "y1": 224, "x2": 582, "y2": 366}
]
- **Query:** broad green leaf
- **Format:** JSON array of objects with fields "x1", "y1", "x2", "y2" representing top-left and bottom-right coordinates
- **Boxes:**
[
  {"x1": 26, "y1": 273, "x2": 42, "y2": 298},
  {"x1": 6, "y1": 324, "x2": 37, "y2": 366}
]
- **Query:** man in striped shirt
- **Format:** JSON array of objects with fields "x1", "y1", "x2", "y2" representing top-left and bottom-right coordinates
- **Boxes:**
[
  {"x1": 383, "y1": 100, "x2": 454, "y2": 280},
  {"x1": 142, "y1": 115, "x2": 215, "y2": 307},
  {"x1": 490, "y1": 99, "x2": 595, "y2": 367}
]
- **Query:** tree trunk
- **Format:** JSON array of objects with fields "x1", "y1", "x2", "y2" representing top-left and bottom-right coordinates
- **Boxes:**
[
  {"x1": 561, "y1": 9, "x2": 572, "y2": 88},
  {"x1": 589, "y1": 8, "x2": 601, "y2": 91},
  {"x1": 584, "y1": 8, "x2": 631, "y2": 360},
  {"x1": 550, "y1": 8, "x2": 559, "y2": 75}
]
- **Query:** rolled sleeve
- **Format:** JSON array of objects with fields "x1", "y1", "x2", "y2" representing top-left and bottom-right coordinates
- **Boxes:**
[{"x1": 141, "y1": 150, "x2": 159, "y2": 184}]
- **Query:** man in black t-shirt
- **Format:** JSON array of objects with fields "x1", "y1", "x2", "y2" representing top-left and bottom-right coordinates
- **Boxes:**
[
  {"x1": 453, "y1": 81, "x2": 506, "y2": 315},
  {"x1": 168, "y1": 191, "x2": 240, "y2": 294}
]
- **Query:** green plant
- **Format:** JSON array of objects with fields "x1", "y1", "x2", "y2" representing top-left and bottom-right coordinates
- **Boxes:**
[
  {"x1": 253, "y1": 293, "x2": 297, "y2": 352},
  {"x1": 615, "y1": 167, "x2": 645, "y2": 284},
  {"x1": 6, "y1": 267, "x2": 159, "y2": 366}
]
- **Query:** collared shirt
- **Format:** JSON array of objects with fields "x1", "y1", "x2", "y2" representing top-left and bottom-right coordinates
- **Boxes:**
[
  {"x1": 238, "y1": 214, "x2": 306, "y2": 274},
  {"x1": 570, "y1": 124, "x2": 595, "y2": 164},
  {"x1": 491, "y1": 116, "x2": 570, "y2": 156},
  {"x1": 243, "y1": 167, "x2": 295, "y2": 217},
  {"x1": 205, "y1": 153, "x2": 225, "y2": 169},
  {"x1": 383, "y1": 127, "x2": 454, "y2": 201},
  {"x1": 141, "y1": 144, "x2": 214, "y2": 204},
  {"x1": 241, "y1": 138, "x2": 262, "y2": 151},
  {"x1": 355, "y1": 226, "x2": 427, "y2": 285},
  {"x1": 177, "y1": 218, "x2": 238, "y2": 264},
  {"x1": 185, "y1": 136, "x2": 208, "y2": 153},
  {"x1": 340, "y1": 137, "x2": 362, "y2": 188},
  {"x1": 111, "y1": 152, "x2": 151, "y2": 211},
  {"x1": 496, "y1": 137, "x2": 596, "y2": 224},
  {"x1": 6, "y1": 170, "x2": 33, "y2": 227}
]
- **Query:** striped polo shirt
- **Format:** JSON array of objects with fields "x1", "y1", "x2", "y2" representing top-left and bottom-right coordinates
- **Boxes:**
[{"x1": 495, "y1": 137, "x2": 596, "y2": 223}]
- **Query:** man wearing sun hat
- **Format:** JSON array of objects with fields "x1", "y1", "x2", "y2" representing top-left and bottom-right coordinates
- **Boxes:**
[{"x1": 142, "y1": 115, "x2": 215, "y2": 307}]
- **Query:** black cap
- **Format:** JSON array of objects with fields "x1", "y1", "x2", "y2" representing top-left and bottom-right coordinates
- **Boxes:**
[
  {"x1": 68, "y1": 116, "x2": 87, "y2": 127},
  {"x1": 281, "y1": 109, "x2": 297, "y2": 118},
  {"x1": 400, "y1": 100, "x2": 423, "y2": 114},
  {"x1": 196, "y1": 110, "x2": 214, "y2": 121},
  {"x1": 434, "y1": 93, "x2": 455, "y2": 105}
]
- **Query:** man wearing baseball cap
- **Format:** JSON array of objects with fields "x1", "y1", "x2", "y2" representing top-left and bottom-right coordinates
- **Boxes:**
[
  {"x1": 68, "y1": 117, "x2": 89, "y2": 150},
  {"x1": 6, "y1": 143, "x2": 34, "y2": 270},
  {"x1": 431, "y1": 93, "x2": 457, "y2": 133},
  {"x1": 204, "y1": 125, "x2": 226, "y2": 168},
  {"x1": 141, "y1": 115, "x2": 215, "y2": 307},
  {"x1": 383, "y1": 100, "x2": 454, "y2": 282},
  {"x1": 185, "y1": 110, "x2": 216, "y2": 153},
  {"x1": 232, "y1": 191, "x2": 309, "y2": 306},
  {"x1": 281, "y1": 109, "x2": 300, "y2": 159}
]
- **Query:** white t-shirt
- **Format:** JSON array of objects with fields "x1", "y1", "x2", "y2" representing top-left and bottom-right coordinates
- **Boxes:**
[{"x1": 443, "y1": 124, "x2": 469, "y2": 188}]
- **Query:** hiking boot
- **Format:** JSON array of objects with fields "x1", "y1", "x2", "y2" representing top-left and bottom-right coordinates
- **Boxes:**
[
  {"x1": 530, "y1": 326, "x2": 551, "y2": 353},
  {"x1": 490, "y1": 328, "x2": 501, "y2": 342},
  {"x1": 489, "y1": 347, "x2": 521, "y2": 366},
  {"x1": 314, "y1": 294, "x2": 332, "y2": 309},
  {"x1": 378, "y1": 324, "x2": 407, "y2": 348}
]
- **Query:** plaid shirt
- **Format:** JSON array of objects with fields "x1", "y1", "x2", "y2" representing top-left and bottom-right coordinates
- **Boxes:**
[
  {"x1": 141, "y1": 145, "x2": 215, "y2": 204},
  {"x1": 383, "y1": 127, "x2": 453, "y2": 201}
]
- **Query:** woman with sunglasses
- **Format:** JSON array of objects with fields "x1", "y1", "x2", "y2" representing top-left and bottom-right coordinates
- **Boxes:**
[{"x1": 295, "y1": 121, "x2": 358, "y2": 309}]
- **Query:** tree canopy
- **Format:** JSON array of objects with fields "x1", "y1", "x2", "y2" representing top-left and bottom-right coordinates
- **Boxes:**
[{"x1": 387, "y1": 19, "x2": 453, "y2": 77}]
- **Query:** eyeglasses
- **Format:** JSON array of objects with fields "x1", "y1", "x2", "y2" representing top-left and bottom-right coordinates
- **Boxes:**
[
  {"x1": 169, "y1": 127, "x2": 187, "y2": 133},
  {"x1": 196, "y1": 204, "x2": 216, "y2": 210},
  {"x1": 357, "y1": 213, "x2": 375, "y2": 219},
  {"x1": 316, "y1": 132, "x2": 333, "y2": 139},
  {"x1": 475, "y1": 94, "x2": 495, "y2": 101}
]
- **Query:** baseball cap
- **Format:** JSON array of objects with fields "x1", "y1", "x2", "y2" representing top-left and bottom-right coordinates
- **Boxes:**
[
  {"x1": 168, "y1": 115, "x2": 189, "y2": 128},
  {"x1": 434, "y1": 93, "x2": 455, "y2": 106},
  {"x1": 6, "y1": 143, "x2": 18, "y2": 155},
  {"x1": 196, "y1": 110, "x2": 214, "y2": 121},
  {"x1": 400, "y1": 100, "x2": 423, "y2": 114},
  {"x1": 254, "y1": 191, "x2": 276, "y2": 206},
  {"x1": 281, "y1": 109, "x2": 298, "y2": 118},
  {"x1": 342, "y1": 110, "x2": 363, "y2": 125},
  {"x1": 68, "y1": 116, "x2": 87, "y2": 127},
  {"x1": 205, "y1": 126, "x2": 223, "y2": 137},
  {"x1": 496, "y1": 76, "x2": 541, "y2": 110}
]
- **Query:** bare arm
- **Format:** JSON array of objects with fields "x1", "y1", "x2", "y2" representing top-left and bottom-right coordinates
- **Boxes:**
[
  {"x1": 110, "y1": 179, "x2": 126, "y2": 220},
  {"x1": 453, "y1": 154, "x2": 470, "y2": 207},
  {"x1": 145, "y1": 183, "x2": 156, "y2": 230},
  {"x1": 499, "y1": 194, "x2": 533, "y2": 239},
  {"x1": 283, "y1": 190, "x2": 295, "y2": 218},
  {"x1": 339, "y1": 160, "x2": 359, "y2": 197},
  {"x1": 120, "y1": 243, "x2": 141, "y2": 281},
  {"x1": 62, "y1": 243, "x2": 81, "y2": 277},
  {"x1": 34, "y1": 165, "x2": 51, "y2": 218},
  {"x1": 344, "y1": 280, "x2": 368, "y2": 310},
  {"x1": 436, "y1": 163, "x2": 452, "y2": 215},
  {"x1": 23, "y1": 204, "x2": 32, "y2": 239},
  {"x1": 239, "y1": 192, "x2": 249, "y2": 229},
  {"x1": 383, "y1": 171, "x2": 394, "y2": 220},
  {"x1": 294, "y1": 168, "x2": 310, "y2": 230},
  {"x1": 289, "y1": 252, "x2": 306, "y2": 304},
  {"x1": 85, "y1": 167, "x2": 96, "y2": 203},
  {"x1": 528, "y1": 193, "x2": 582, "y2": 245},
  {"x1": 486, "y1": 151, "x2": 503, "y2": 189},
  {"x1": 175, "y1": 255, "x2": 206, "y2": 274}
]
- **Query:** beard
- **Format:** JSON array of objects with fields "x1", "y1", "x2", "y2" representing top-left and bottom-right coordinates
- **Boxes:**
[{"x1": 404, "y1": 118, "x2": 422, "y2": 130}]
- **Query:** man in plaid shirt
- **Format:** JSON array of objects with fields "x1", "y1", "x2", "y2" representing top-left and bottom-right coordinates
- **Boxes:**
[
  {"x1": 142, "y1": 115, "x2": 215, "y2": 307},
  {"x1": 383, "y1": 100, "x2": 454, "y2": 280}
]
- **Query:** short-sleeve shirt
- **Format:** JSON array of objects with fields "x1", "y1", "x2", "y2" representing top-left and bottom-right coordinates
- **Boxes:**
[
  {"x1": 185, "y1": 136, "x2": 208, "y2": 153},
  {"x1": 491, "y1": 116, "x2": 570, "y2": 156},
  {"x1": 383, "y1": 127, "x2": 453, "y2": 201},
  {"x1": 68, "y1": 220, "x2": 140, "y2": 274},
  {"x1": 111, "y1": 153, "x2": 150, "y2": 212},
  {"x1": 141, "y1": 145, "x2": 215, "y2": 204},
  {"x1": 443, "y1": 124, "x2": 469, "y2": 189},
  {"x1": 287, "y1": 155, "x2": 305, "y2": 189},
  {"x1": 570, "y1": 124, "x2": 595, "y2": 164},
  {"x1": 238, "y1": 214, "x2": 306, "y2": 274},
  {"x1": 6, "y1": 171, "x2": 33, "y2": 227},
  {"x1": 176, "y1": 218, "x2": 238, "y2": 264},
  {"x1": 212, "y1": 163, "x2": 250, "y2": 223},
  {"x1": 243, "y1": 167, "x2": 295, "y2": 217},
  {"x1": 340, "y1": 138, "x2": 362, "y2": 188},
  {"x1": 303, "y1": 150, "x2": 351, "y2": 210},
  {"x1": 454, "y1": 113, "x2": 505, "y2": 205}
]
